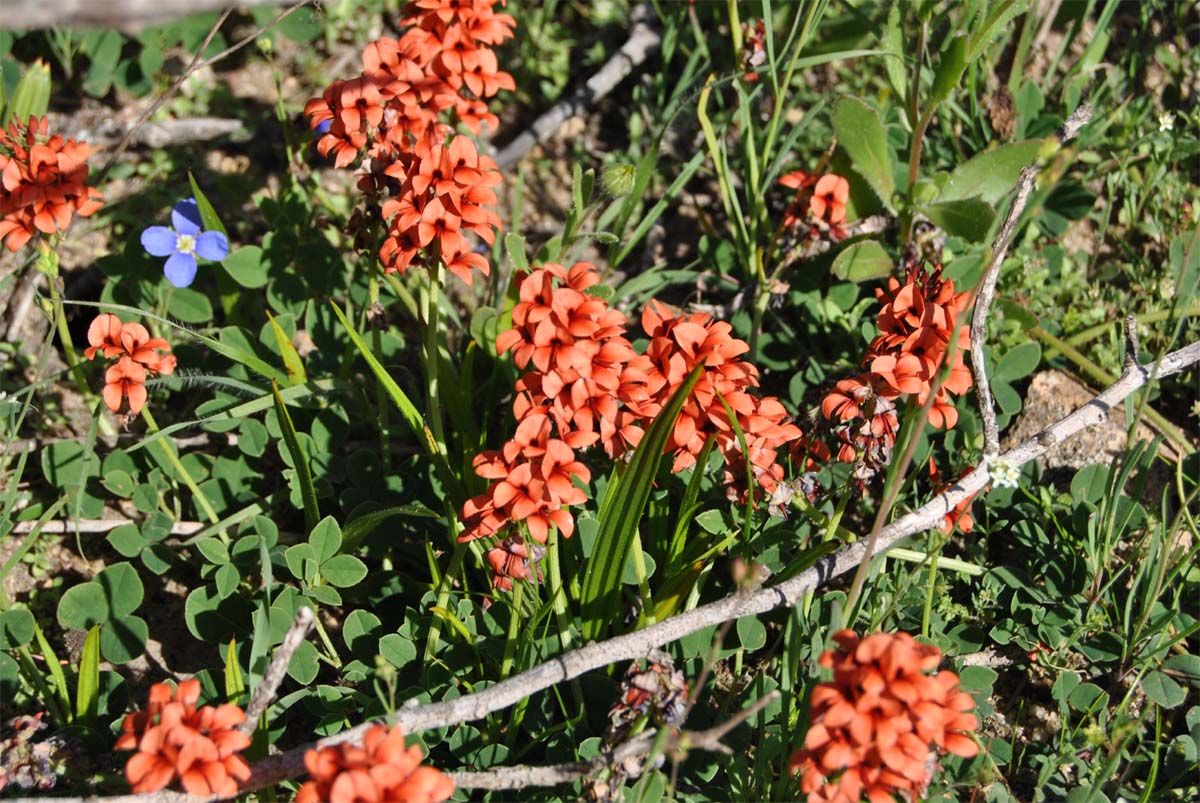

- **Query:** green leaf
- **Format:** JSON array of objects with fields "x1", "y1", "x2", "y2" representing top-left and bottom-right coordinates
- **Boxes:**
[
  {"x1": 832, "y1": 97, "x2": 895, "y2": 211},
  {"x1": 342, "y1": 610, "x2": 381, "y2": 656},
  {"x1": 97, "y1": 562, "x2": 144, "y2": 616},
  {"x1": 107, "y1": 524, "x2": 146, "y2": 558},
  {"x1": 831, "y1": 240, "x2": 895, "y2": 282},
  {"x1": 994, "y1": 341, "x2": 1042, "y2": 383},
  {"x1": 222, "y1": 246, "x2": 268, "y2": 288},
  {"x1": 342, "y1": 504, "x2": 437, "y2": 551},
  {"x1": 187, "y1": 172, "x2": 229, "y2": 238},
  {"x1": 6, "y1": 59, "x2": 50, "y2": 127},
  {"x1": 505, "y1": 232, "x2": 529, "y2": 273},
  {"x1": 272, "y1": 380, "x2": 319, "y2": 532},
  {"x1": 224, "y1": 639, "x2": 245, "y2": 703},
  {"x1": 308, "y1": 516, "x2": 342, "y2": 563},
  {"x1": 1143, "y1": 670, "x2": 1187, "y2": 709},
  {"x1": 57, "y1": 582, "x2": 109, "y2": 630},
  {"x1": 75, "y1": 625, "x2": 101, "y2": 722},
  {"x1": 917, "y1": 197, "x2": 996, "y2": 242},
  {"x1": 285, "y1": 544, "x2": 317, "y2": 583},
  {"x1": 321, "y1": 555, "x2": 368, "y2": 588},
  {"x1": 81, "y1": 31, "x2": 122, "y2": 97},
  {"x1": 938, "y1": 140, "x2": 1043, "y2": 205},
  {"x1": 99, "y1": 615, "x2": 148, "y2": 663},
  {"x1": 102, "y1": 469, "x2": 136, "y2": 498},
  {"x1": 736, "y1": 616, "x2": 767, "y2": 651},
  {"x1": 286, "y1": 639, "x2": 320, "y2": 684},
  {"x1": 379, "y1": 633, "x2": 417, "y2": 669},
  {"x1": 0, "y1": 608, "x2": 34, "y2": 649},
  {"x1": 929, "y1": 35, "x2": 968, "y2": 106},
  {"x1": 881, "y1": 5, "x2": 905, "y2": 101},
  {"x1": 266, "y1": 310, "x2": 307, "y2": 385},
  {"x1": 580, "y1": 365, "x2": 703, "y2": 642},
  {"x1": 167, "y1": 287, "x2": 214, "y2": 323},
  {"x1": 968, "y1": 0, "x2": 1032, "y2": 62}
]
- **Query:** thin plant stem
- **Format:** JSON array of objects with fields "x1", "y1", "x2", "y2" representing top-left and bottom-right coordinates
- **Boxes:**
[
  {"x1": 140, "y1": 407, "x2": 220, "y2": 525},
  {"x1": 546, "y1": 526, "x2": 574, "y2": 651},
  {"x1": 47, "y1": 274, "x2": 116, "y2": 438},
  {"x1": 630, "y1": 531, "x2": 656, "y2": 628},
  {"x1": 920, "y1": 531, "x2": 942, "y2": 638},
  {"x1": 499, "y1": 579, "x2": 524, "y2": 680}
]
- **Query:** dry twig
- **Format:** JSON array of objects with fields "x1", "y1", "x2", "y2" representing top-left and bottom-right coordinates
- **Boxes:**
[
  {"x1": 238, "y1": 607, "x2": 315, "y2": 734},
  {"x1": 970, "y1": 104, "x2": 1092, "y2": 457}
]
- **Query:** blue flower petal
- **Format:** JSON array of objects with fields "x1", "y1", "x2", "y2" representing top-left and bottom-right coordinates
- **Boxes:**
[
  {"x1": 141, "y1": 226, "x2": 178, "y2": 257},
  {"x1": 164, "y1": 252, "x2": 198, "y2": 288},
  {"x1": 195, "y1": 230, "x2": 230, "y2": 262},
  {"x1": 172, "y1": 198, "x2": 203, "y2": 236}
]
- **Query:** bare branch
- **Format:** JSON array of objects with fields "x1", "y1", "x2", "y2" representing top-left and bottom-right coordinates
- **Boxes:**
[
  {"x1": 1, "y1": 0, "x2": 298, "y2": 31},
  {"x1": 16, "y1": 335, "x2": 1197, "y2": 803},
  {"x1": 970, "y1": 104, "x2": 1093, "y2": 457},
  {"x1": 10, "y1": 519, "x2": 205, "y2": 535},
  {"x1": 452, "y1": 691, "x2": 782, "y2": 791},
  {"x1": 238, "y1": 607, "x2": 315, "y2": 734},
  {"x1": 494, "y1": 4, "x2": 660, "y2": 169}
]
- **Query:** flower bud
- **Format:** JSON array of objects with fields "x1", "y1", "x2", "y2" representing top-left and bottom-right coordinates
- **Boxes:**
[{"x1": 601, "y1": 163, "x2": 636, "y2": 198}]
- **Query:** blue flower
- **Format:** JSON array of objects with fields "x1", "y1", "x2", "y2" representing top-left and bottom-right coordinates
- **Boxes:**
[{"x1": 141, "y1": 198, "x2": 229, "y2": 288}]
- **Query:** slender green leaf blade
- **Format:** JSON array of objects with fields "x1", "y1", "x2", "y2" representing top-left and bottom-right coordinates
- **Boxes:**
[
  {"x1": 75, "y1": 625, "x2": 101, "y2": 722},
  {"x1": 580, "y1": 365, "x2": 703, "y2": 642},
  {"x1": 271, "y1": 380, "x2": 319, "y2": 532}
]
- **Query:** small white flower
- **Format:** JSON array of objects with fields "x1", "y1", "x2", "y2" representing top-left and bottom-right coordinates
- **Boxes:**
[
  {"x1": 990, "y1": 456, "x2": 1021, "y2": 488},
  {"x1": 1158, "y1": 111, "x2": 1175, "y2": 133}
]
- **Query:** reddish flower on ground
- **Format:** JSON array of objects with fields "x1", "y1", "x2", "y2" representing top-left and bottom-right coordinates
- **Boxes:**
[
  {"x1": 809, "y1": 174, "x2": 849, "y2": 226},
  {"x1": 116, "y1": 678, "x2": 251, "y2": 797},
  {"x1": 295, "y1": 724, "x2": 454, "y2": 803},
  {"x1": 103, "y1": 357, "x2": 149, "y2": 416},
  {"x1": 86, "y1": 314, "x2": 176, "y2": 416},
  {"x1": 0, "y1": 114, "x2": 102, "y2": 251},
  {"x1": 820, "y1": 260, "x2": 974, "y2": 486},
  {"x1": 790, "y1": 630, "x2": 979, "y2": 803},
  {"x1": 779, "y1": 170, "x2": 851, "y2": 236}
]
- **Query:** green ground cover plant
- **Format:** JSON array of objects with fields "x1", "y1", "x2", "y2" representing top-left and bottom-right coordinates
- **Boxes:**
[{"x1": 0, "y1": 1, "x2": 1197, "y2": 801}]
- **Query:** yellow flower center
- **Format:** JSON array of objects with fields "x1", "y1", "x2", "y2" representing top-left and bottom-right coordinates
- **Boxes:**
[{"x1": 176, "y1": 233, "x2": 196, "y2": 255}]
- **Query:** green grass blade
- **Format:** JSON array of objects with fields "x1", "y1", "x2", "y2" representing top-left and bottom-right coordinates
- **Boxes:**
[
  {"x1": 75, "y1": 624, "x2": 101, "y2": 722},
  {"x1": 330, "y1": 300, "x2": 464, "y2": 504},
  {"x1": 271, "y1": 379, "x2": 319, "y2": 533},
  {"x1": 580, "y1": 365, "x2": 702, "y2": 642}
]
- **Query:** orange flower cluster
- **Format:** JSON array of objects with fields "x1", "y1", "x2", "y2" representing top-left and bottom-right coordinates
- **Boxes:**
[
  {"x1": 305, "y1": 0, "x2": 512, "y2": 284},
  {"x1": 821, "y1": 261, "x2": 972, "y2": 484},
  {"x1": 85, "y1": 313, "x2": 176, "y2": 416},
  {"x1": 780, "y1": 170, "x2": 850, "y2": 236},
  {"x1": 0, "y1": 115, "x2": 102, "y2": 251},
  {"x1": 632, "y1": 301, "x2": 802, "y2": 500},
  {"x1": 296, "y1": 724, "x2": 454, "y2": 803},
  {"x1": 790, "y1": 630, "x2": 979, "y2": 803},
  {"x1": 463, "y1": 262, "x2": 636, "y2": 553},
  {"x1": 461, "y1": 263, "x2": 809, "y2": 589},
  {"x1": 116, "y1": 679, "x2": 251, "y2": 797}
]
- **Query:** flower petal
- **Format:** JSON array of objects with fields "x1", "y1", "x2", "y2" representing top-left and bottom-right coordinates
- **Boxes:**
[
  {"x1": 164, "y1": 252, "x2": 198, "y2": 288},
  {"x1": 171, "y1": 198, "x2": 203, "y2": 236},
  {"x1": 141, "y1": 226, "x2": 178, "y2": 257},
  {"x1": 194, "y1": 230, "x2": 229, "y2": 262}
]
